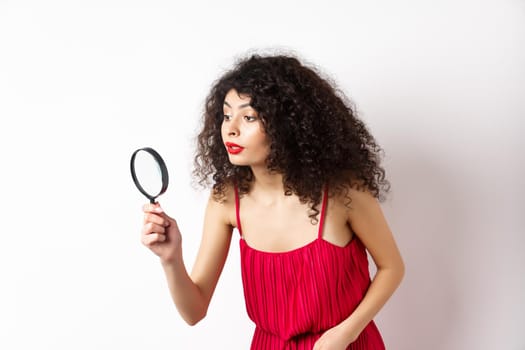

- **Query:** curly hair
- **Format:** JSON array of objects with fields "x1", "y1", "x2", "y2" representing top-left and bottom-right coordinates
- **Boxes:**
[{"x1": 194, "y1": 53, "x2": 390, "y2": 222}]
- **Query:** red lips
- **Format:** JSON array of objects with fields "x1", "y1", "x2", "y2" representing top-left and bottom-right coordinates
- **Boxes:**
[{"x1": 225, "y1": 142, "x2": 244, "y2": 155}]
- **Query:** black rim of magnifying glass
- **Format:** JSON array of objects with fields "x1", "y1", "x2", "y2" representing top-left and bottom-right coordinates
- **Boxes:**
[{"x1": 130, "y1": 147, "x2": 169, "y2": 204}]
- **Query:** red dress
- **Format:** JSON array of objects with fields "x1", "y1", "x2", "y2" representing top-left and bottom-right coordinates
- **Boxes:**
[{"x1": 234, "y1": 186, "x2": 385, "y2": 349}]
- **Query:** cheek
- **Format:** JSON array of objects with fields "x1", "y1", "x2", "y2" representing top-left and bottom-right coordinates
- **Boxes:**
[
  {"x1": 251, "y1": 129, "x2": 269, "y2": 148},
  {"x1": 257, "y1": 134, "x2": 271, "y2": 157},
  {"x1": 255, "y1": 123, "x2": 269, "y2": 143}
]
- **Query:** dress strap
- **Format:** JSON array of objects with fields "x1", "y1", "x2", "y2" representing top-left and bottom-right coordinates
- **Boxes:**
[
  {"x1": 233, "y1": 185, "x2": 243, "y2": 237},
  {"x1": 317, "y1": 185, "x2": 328, "y2": 239}
]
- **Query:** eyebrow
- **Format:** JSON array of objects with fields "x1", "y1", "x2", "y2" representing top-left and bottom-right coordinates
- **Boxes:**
[{"x1": 223, "y1": 101, "x2": 252, "y2": 109}]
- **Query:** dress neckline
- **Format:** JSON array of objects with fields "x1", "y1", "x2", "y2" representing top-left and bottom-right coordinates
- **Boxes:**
[
  {"x1": 233, "y1": 185, "x2": 328, "y2": 241},
  {"x1": 240, "y1": 235, "x2": 357, "y2": 256}
]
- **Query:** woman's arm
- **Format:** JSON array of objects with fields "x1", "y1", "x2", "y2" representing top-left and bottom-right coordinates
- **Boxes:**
[
  {"x1": 314, "y1": 188, "x2": 405, "y2": 348},
  {"x1": 142, "y1": 191, "x2": 234, "y2": 325}
]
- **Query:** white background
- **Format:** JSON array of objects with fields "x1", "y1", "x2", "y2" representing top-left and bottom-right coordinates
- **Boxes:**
[{"x1": 1, "y1": 1, "x2": 524, "y2": 349}]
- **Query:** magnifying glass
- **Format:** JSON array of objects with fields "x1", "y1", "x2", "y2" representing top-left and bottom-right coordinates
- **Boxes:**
[{"x1": 130, "y1": 147, "x2": 169, "y2": 204}]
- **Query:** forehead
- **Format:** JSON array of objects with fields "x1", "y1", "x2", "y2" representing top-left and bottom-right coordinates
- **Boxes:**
[{"x1": 224, "y1": 89, "x2": 252, "y2": 108}]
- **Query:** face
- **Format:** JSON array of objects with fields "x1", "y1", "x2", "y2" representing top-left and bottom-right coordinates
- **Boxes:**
[{"x1": 221, "y1": 89, "x2": 270, "y2": 167}]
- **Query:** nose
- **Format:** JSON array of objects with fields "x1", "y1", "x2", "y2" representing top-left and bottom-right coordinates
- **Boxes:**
[{"x1": 226, "y1": 116, "x2": 240, "y2": 137}]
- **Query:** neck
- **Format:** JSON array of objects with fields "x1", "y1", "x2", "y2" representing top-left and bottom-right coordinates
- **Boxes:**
[{"x1": 249, "y1": 164, "x2": 285, "y2": 197}]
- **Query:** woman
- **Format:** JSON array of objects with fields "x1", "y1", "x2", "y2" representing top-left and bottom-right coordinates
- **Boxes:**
[{"x1": 141, "y1": 53, "x2": 404, "y2": 349}]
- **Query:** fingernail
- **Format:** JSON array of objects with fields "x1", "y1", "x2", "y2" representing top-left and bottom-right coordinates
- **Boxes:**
[{"x1": 154, "y1": 207, "x2": 163, "y2": 213}]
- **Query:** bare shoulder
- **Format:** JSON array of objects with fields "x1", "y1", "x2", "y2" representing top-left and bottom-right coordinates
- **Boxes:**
[
  {"x1": 329, "y1": 185, "x2": 378, "y2": 214},
  {"x1": 346, "y1": 186, "x2": 379, "y2": 210},
  {"x1": 338, "y1": 185, "x2": 404, "y2": 274},
  {"x1": 190, "y1": 184, "x2": 237, "y2": 303},
  {"x1": 206, "y1": 183, "x2": 237, "y2": 229},
  {"x1": 330, "y1": 185, "x2": 386, "y2": 235}
]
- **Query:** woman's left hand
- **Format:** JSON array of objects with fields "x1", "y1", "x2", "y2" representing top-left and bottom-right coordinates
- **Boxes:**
[{"x1": 312, "y1": 325, "x2": 356, "y2": 350}]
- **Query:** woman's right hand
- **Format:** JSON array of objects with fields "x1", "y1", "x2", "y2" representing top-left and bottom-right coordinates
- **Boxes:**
[{"x1": 141, "y1": 203, "x2": 182, "y2": 264}]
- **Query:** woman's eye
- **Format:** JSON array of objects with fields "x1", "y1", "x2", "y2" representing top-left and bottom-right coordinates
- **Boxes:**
[
  {"x1": 223, "y1": 114, "x2": 231, "y2": 121},
  {"x1": 244, "y1": 116, "x2": 257, "y2": 122}
]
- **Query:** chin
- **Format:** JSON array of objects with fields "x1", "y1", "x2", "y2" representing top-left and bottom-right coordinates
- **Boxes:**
[
  {"x1": 227, "y1": 153, "x2": 267, "y2": 167},
  {"x1": 227, "y1": 156, "x2": 248, "y2": 166},
  {"x1": 229, "y1": 160, "x2": 246, "y2": 166}
]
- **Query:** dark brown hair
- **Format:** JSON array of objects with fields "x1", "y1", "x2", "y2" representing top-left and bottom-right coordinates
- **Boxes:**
[{"x1": 194, "y1": 53, "x2": 390, "y2": 222}]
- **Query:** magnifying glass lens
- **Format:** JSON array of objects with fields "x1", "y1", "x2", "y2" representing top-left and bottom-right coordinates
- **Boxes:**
[
  {"x1": 130, "y1": 147, "x2": 169, "y2": 203},
  {"x1": 133, "y1": 150, "x2": 164, "y2": 196}
]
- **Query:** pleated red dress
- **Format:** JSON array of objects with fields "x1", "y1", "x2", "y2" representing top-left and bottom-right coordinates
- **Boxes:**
[{"x1": 234, "y1": 186, "x2": 385, "y2": 349}]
